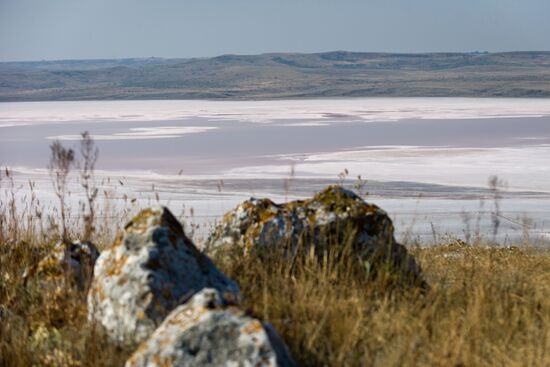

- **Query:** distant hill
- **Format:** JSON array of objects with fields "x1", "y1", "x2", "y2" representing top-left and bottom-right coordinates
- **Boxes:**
[{"x1": 1, "y1": 51, "x2": 550, "y2": 101}]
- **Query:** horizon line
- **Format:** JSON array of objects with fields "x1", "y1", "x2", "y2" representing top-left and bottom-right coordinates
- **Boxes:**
[{"x1": 3, "y1": 49, "x2": 550, "y2": 64}]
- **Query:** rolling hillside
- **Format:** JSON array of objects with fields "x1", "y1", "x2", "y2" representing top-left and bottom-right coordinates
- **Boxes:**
[{"x1": 1, "y1": 51, "x2": 550, "y2": 101}]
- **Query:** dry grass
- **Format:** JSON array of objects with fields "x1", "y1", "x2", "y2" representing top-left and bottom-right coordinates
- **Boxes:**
[
  {"x1": 216, "y1": 242, "x2": 550, "y2": 367},
  {"x1": 0, "y1": 240, "x2": 134, "y2": 367},
  {"x1": 1, "y1": 159, "x2": 549, "y2": 366},
  {"x1": 1, "y1": 225, "x2": 549, "y2": 366}
]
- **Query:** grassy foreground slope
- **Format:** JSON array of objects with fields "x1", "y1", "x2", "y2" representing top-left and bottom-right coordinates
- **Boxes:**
[
  {"x1": 1, "y1": 227, "x2": 550, "y2": 366},
  {"x1": 2, "y1": 51, "x2": 550, "y2": 101},
  {"x1": 1, "y1": 137, "x2": 549, "y2": 365}
]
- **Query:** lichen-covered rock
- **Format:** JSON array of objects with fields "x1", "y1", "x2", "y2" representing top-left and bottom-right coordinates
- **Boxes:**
[
  {"x1": 206, "y1": 185, "x2": 422, "y2": 282},
  {"x1": 25, "y1": 240, "x2": 99, "y2": 291},
  {"x1": 125, "y1": 288, "x2": 296, "y2": 367},
  {"x1": 88, "y1": 207, "x2": 240, "y2": 345}
]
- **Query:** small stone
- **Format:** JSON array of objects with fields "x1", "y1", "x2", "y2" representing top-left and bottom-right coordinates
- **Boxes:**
[
  {"x1": 26, "y1": 239, "x2": 99, "y2": 291},
  {"x1": 125, "y1": 288, "x2": 296, "y2": 367}
]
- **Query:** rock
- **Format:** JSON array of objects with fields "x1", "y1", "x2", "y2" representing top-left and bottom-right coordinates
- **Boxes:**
[
  {"x1": 88, "y1": 207, "x2": 240, "y2": 345},
  {"x1": 25, "y1": 240, "x2": 99, "y2": 291},
  {"x1": 125, "y1": 288, "x2": 296, "y2": 367},
  {"x1": 205, "y1": 185, "x2": 423, "y2": 283}
]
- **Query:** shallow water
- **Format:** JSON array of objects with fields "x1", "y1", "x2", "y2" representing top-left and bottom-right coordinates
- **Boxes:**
[{"x1": 1, "y1": 98, "x2": 549, "y2": 244}]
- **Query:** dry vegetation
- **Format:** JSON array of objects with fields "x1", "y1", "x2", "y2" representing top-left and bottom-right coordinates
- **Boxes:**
[
  {"x1": 219, "y1": 243, "x2": 550, "y2": 366},
  {"x1": 1, "y1": 138, "x2": 549, "y2": 366}
]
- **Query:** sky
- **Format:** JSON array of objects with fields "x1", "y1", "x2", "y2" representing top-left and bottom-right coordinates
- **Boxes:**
[{"x1": 1, "y1": 0, "x2": 550, "y2": 62}]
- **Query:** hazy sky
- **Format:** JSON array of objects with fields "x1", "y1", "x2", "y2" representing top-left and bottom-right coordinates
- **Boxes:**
[{"x1": 1, "y1": 0, "x2": 549, "y2": 62}]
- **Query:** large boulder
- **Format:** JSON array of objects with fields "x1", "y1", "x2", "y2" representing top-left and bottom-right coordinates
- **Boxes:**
[
  {"x1": 88, "y1": 207, "x2": 240, "y2": 345},
  {"x1": 125, "y1": 288, "x2": 296, "y2": 367},
  {"x1": 205, "y1": 185, "x2": 422, "y2": 283},
  {"x1": 25, "y1": 240, "x2": 99, "y2": 291}
]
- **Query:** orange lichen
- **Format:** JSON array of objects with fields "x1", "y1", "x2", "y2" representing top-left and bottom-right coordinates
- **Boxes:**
[
  {"x1": 105, "y1": 253, "x2": 128, "y2": 276},
  {"x1": 124, "y1": 208, "x2": 162, "y2": 235},
  {"x1": 241, "y1": 319, "x2": 263, "y2": 334},
  {"x1": 136, "y1": 310, "x2": 145, "y2": 321}
]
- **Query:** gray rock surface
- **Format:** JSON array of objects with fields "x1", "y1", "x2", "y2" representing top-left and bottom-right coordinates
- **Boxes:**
[
  {"x1": 88, "y1": 207, "x2": 240, "y2": 345},
  {"x1": 205, "y1": 185, "x2": 423, "y2": 283},
  {"x1": 125, "y1": 288, "x2": 296, "y2": 367}
]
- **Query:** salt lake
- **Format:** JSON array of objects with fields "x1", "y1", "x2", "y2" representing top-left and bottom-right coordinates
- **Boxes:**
[{"x1": 1, "y1": 98, "x2": 549, "y2": 244}]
